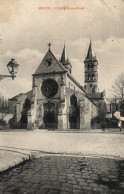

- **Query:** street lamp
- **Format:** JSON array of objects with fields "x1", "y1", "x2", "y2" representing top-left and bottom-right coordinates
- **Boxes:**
[
  {"x1": 0, "y1": 59, "x2": 19, "y2": 81},
  {"x1": 7, "y1": 59, "x2": 19, "y2": 80}
]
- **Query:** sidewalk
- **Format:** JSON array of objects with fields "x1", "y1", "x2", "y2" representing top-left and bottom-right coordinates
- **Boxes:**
[
  {"x1": 0, "y1": 129, "x2": 124, "y2": 173},
  {"x1": 0, "y1": 147, "x2": 33, "y2": 173}
]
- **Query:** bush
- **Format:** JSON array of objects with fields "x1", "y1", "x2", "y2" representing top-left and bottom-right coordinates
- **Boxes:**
[
  {"x1": 107, "y1": 118, "x2": 118, "y2": 128},
  {"x1": 0, "y1": 119, "x2": 6, "y2": 125},
  {"x1": 8, "y1": 118, "x2": 15, "y2": 128},
  {"x1": 91, "y1": 117, "x2": 118, "y2": 129}
]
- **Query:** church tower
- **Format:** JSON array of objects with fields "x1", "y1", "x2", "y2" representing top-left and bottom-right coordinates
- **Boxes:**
[
  {"x1": 84, "y1": 40, "x2": 98, "y2": 94},
  {"x1": 60, "y1": 43, "x2": 72, "y2": 74}
]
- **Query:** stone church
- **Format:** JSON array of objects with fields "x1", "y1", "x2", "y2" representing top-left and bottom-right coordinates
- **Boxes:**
[{"x1": 9, "y1": 41, "x2": 105, "y2": 130}]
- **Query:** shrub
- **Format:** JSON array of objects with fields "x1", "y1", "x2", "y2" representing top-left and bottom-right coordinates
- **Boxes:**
[{"x1": 0, "y1": 119, "x2": 6, "y2": 125}]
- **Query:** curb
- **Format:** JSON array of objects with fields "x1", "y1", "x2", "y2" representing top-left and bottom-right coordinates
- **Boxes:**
[
  {"x1": 0, "y1": 153, "x2": 31, "y2": 174},
  {"x1": 0, "y1": 150, "x2": 123, "y2": 174}
]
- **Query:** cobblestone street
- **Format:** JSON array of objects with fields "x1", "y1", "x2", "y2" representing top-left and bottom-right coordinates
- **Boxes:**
[{"x1": 0, "y1": 155, "x2": 124, "y2": 194}]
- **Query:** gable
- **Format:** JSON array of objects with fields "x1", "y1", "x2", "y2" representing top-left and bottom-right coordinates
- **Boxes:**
[{"x1": 34, "y1": 50, "x2": 67, "y2": 75}]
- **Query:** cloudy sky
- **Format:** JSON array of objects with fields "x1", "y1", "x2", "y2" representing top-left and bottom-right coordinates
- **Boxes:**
[{"x1": 0, "y1": 0, "x2": 124, "y2": 98}]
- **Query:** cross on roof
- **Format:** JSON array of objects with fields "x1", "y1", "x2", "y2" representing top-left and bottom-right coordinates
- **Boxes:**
[{"x1": 48, "y1": 43, "x2": 52, "y2": 50}]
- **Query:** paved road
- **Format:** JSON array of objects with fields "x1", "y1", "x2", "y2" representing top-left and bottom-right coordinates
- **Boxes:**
[{"x1": 0, "y1": 155, "x2": 124, "y2": 194}]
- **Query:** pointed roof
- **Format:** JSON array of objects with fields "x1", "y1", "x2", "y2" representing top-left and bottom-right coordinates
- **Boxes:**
[
  {"x1": 86, "y1": 40, "x2": 96, "y2": 60},
  {"x1": 34, "y1": 49, "x2": 67, "y2": 75},
  {"x1": 60, "y1": 43, "x2": 68, "y2": 65},
  {"x1": 66, "y1": 55, "x2": 71, "y2": 65}
]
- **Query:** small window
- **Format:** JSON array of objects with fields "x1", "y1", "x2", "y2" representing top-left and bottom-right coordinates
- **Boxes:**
[
  {"x1": 88, "y1": 64, "x2": 90, "y2": 70},
  {"x1": 88, "y1": 74, "x2": 90, "y2": 80},
  {"x1": 92, "y1": 85, "x2": 97, "y2": 93},
  {"x1": 92, "y1": 64, "x2": 94, "y2": 69},
  {"x1": 90, "y1": 74, "x2": 94, "y2": 80},
  {"x1": 45, "y1": 58, "x2": 52, "y2": 66},
  {"x1": 48, "y1": 60, "x2": 52, "y2": 66},
  {"x1": 70, "y1": 95, "x2": 77, "y2": 106}
]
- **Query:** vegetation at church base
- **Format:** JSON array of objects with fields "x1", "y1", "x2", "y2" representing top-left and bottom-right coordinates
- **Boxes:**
[
  {"x1": 111, "y1": 73, "x2": 124, "y2": 100},
  {"x1": 0, "y1": 119, "x2": 7, "y2": 130},
  {"x1": 91, "y1": 116, "x2": 119, "y2": 129},
  {"x1": 8, "y1": 118, "x2": 16, "y2": 129},
  {"x1": 91, "y1": 101, "x2": 106, "y2": 129},
  {"x1": 91, "y1": 101, "x2": 120, "y2": 129},
  {"x1": 0, "y1": 119, "x2": 6, "y2": 124}
]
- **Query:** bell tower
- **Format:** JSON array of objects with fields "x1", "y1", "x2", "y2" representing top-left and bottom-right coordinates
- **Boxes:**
[{"x1": 84, "y1": 40, "x2": 98, "y2": 94}]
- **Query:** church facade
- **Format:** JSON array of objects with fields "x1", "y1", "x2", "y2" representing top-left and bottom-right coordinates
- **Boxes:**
[{"x1": 9, "y1": 42, "x2": 104, "y2": 130}]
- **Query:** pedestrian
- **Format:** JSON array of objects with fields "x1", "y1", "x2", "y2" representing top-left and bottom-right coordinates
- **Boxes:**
[{"x1": 118, "y1": 120, "x2": 122, "y2": 132}]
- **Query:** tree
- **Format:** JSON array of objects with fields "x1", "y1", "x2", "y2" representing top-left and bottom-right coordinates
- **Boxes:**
[
  {"x1": 112, "y1": 73, "x2": 124, "y2": 100},
  {"x1": 91, "y1": 101, "x2": 107, "y2": 129},
  {"x1": 106, "y1": 97, "x2": 119, "y2": 113},
  {"x1": 97, "y1": 101, "x2": 107, "y2": 121}
]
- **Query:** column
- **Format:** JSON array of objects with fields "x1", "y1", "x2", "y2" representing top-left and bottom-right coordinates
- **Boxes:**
[{"x1": 80, "y1": 99, "x2": 85, "y2": 130}]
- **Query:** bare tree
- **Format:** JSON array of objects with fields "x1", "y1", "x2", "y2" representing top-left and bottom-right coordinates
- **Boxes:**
[
  {"x1": 112, "y1": 73, "x2": 124, "y2": 100},
  {"x1": 91, "y1": 101, "x2": 107, "y2": 128},
  {"x1": 106, "y1": 97, "x2": 120, "y2": 113},
  {"x1": 97, "y1": 101, "x2": 107, "y2": 121}
]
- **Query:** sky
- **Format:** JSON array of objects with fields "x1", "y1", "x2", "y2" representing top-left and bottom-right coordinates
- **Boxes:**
[{"x1": 0, "y1": 0, "x2": 124, "y2": 98}]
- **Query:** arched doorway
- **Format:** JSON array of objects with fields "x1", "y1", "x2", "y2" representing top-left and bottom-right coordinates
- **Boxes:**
[
  {"x1": 20, "y1": 98, "x2": 31, "y2": 128},
  {"x1": 44, "y1": 112, "x2": 56, "y2": 129},
  {"x1": 69, "y1": 115, "x2": 77, "y2": 129},
  {"x1": 69, "y1": 95, "x2": 79, "y2": 129},
  {"x1": 43, "y1": 102, "x2": 57, "y2": 129}
]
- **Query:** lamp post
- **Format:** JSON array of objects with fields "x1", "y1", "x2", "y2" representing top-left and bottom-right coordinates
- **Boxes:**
[{"x1": 0, "y1": 59, "x2": 19, "y2": 81}]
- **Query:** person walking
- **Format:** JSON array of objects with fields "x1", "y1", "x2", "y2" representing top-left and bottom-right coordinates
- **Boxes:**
[
  {"x1": 118, "y1": 120, "x2": 122, "y2": 132},
  {"x1": 114, "y1": 111, "x2": 123, "y2": 132}
]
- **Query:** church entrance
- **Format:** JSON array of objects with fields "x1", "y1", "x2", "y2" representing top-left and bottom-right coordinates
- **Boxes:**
[
  {"x1": 45, "y1": 112, "x2": 57, "y2": 129},
  {"x1": 69, "y1": 95, "x2": 79, "y2": 129},
  {"x1": 69, "y1": 115, "x2": 78, "y2": 129},
  {"x1": 43, "y1": 102, "x2": 57, "y2": 129}
]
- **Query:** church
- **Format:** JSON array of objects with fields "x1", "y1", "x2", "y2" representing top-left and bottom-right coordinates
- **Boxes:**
[{"x1": 9, "y1": 41, "x2": 105, "y2": 130}]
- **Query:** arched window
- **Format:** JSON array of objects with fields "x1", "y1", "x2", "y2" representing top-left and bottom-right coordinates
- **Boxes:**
[
  {"x1": 92, "y1": 86, "x2": 95, "y2": 93},
  {"x1": 92, "y1": 74, "x2": 95, "y2": 80},
  {"x1": 70, "y1": 95, "x2": 77, "y2": 107},
  {"x1": 92, "y1": 64, "x2": 94, "y2": 69},
  {"x1": 88, "y1": 74, "x2": 90, "y2": 80},
  {"x1": 92, "y1": 85, "x2": 97, "y2": 93},
  {"x1": 88, "y1": 64, "x2": 90, "y2": 70}
]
